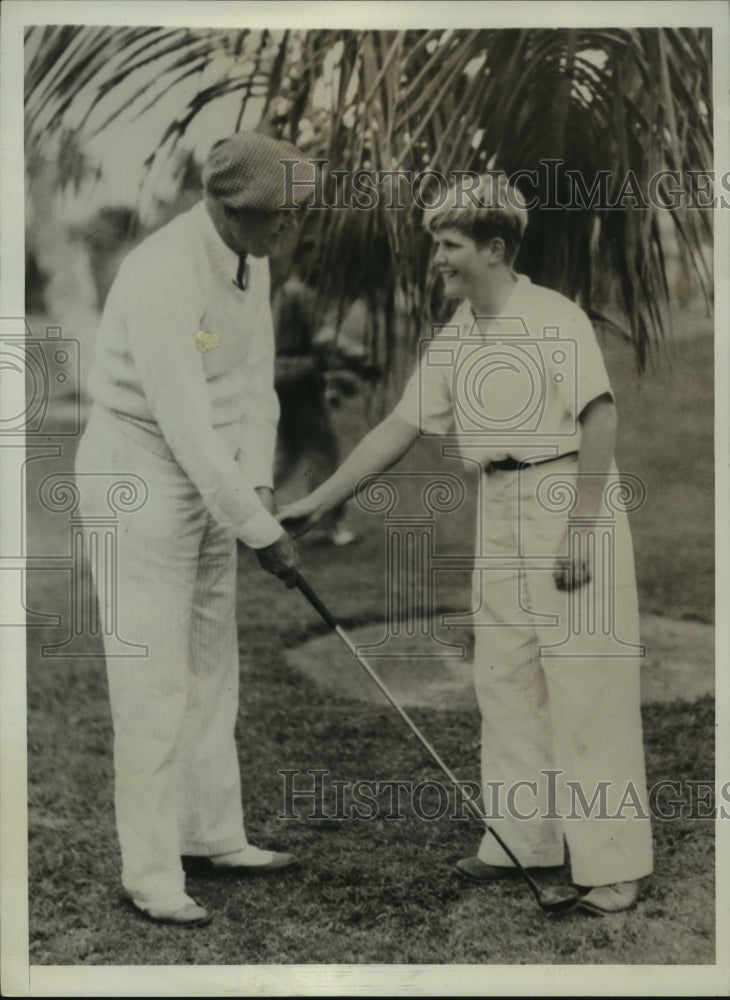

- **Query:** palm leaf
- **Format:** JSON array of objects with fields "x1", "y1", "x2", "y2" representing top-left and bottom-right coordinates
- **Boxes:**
[{"x1": 25, "y1": 24, "x2": 714, "y2": 380}]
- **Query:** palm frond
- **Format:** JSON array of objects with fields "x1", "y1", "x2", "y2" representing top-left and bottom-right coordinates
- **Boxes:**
[{"x1": 24, "y1": 24, "x2": 713, "y2": 380}]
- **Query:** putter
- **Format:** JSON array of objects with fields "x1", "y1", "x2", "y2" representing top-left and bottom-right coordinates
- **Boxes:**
[{"x1": 294, "y1": 573, "x2": 579, "y2": 916}]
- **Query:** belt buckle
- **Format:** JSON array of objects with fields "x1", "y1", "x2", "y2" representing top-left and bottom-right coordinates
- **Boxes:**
[{"x1": 484, "y1": 459, "x2": 504, "y2": 476}]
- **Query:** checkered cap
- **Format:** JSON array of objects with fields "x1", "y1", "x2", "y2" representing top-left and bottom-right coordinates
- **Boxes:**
[{"x1": 202, "y1": 131, "x2": 313, "y2": 210}]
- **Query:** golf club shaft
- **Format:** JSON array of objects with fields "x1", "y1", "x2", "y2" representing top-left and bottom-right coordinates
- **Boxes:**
[{"x1": 294, "y1": 573, "x2": 543, "y2": 898}]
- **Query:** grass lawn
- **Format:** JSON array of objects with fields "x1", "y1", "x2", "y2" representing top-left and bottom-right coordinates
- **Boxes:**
[
  {"x1": 601, "y1": 306, "x2": 714, "y2": 623},
  {"x1": 24, "y1": 303, "x2": 715, "y2": 966},
  {"x1": 26, "y1": 594, "x2": 715, "y2": 966}
]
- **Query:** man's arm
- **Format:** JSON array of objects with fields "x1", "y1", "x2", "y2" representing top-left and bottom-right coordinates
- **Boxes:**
[
  {"x1": 553, "y1": 392, "x2": 617, "y2": 591},
  {"x1": 115, "y1": 252, "x2": 285, "y2": 552},
  {"x1": 278, "y1": 411, "x2": 420, "y2": 537}
]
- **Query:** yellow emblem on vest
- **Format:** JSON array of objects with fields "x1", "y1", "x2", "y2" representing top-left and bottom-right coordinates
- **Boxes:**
[{"x1": 196, "y1": 329, "x2": 222, "y2": 352}]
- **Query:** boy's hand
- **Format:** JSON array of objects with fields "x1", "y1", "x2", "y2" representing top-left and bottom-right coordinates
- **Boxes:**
[
  {"x1": 553, "y1": 525, "x2": 593, "y2": 591},
  {"x1": 278, "y1": 497, "x2": 320, "y2": 539}
]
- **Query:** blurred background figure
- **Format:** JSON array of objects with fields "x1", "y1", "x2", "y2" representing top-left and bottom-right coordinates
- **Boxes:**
[{"x1": 271, "y1": 237, "x2": 359, "y2": 546}]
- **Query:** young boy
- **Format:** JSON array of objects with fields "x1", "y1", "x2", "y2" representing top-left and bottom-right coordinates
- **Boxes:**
[{"x1": 279, "y1": 173, "x2": 653, "y2": 915}]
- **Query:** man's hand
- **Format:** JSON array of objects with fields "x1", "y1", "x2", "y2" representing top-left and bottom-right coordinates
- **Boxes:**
[
  {"x1": 553, "y1": 525, "x2": 593, "y2": 592},
  {"x1": 255, "y1": 486, "x2": 277, "y2": 516},
  {"x1": 255, "y1": 529, "x2": 299, "y2": 587}
]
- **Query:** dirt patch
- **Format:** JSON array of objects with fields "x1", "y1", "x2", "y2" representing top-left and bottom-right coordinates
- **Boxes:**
[{"x1": 285, "y1": 613, "x2": 713, "y2": 709}]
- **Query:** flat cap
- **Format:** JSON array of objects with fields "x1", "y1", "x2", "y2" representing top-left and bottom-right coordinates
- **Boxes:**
[{"x1": 202, "y1": 131, "x2": 314, "y2": 211}]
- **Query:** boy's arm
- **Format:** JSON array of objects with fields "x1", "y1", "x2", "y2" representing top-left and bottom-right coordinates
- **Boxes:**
[
  {"x1": 278, "y1": 411, "x2": 420, "y2": 537},
  {"x1": 553, "y1": 392, "x2": 617, "y2": 591}
]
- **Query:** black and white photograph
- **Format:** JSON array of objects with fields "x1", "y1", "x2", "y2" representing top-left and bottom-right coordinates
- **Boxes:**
[{"x1": 1, "y1": 0, "x2": 728, "y2": 994}]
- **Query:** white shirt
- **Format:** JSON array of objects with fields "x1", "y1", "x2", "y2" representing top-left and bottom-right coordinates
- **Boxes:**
[
  {"x1": 394, "y1": 275, "x2": 613, "y2": 466},
  {"x1": 87, "y1": 200, "x2": 282, "y2": 548}
]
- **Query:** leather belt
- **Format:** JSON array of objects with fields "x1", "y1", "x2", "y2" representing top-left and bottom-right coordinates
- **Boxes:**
[{"x1": 484, "y1": 451, "x2": 578, "y2": 474}]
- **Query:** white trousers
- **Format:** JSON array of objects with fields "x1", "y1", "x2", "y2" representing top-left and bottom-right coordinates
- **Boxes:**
[
  {"x1": 472, "y1": 456, "x2": 653, "y2": 887},
  {"x1": 75, "y1": 408, "x2": 249, "y2": 909}
]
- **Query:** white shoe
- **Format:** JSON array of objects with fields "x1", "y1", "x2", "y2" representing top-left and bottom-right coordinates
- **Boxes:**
[
  {"x1": 181, "y1": 844, "x2": 299, "y2": 877},
  {"x1": 211, "y1": 845, "x2": 297, "y2": 871},
  {"x1": 577, "y1": 876, "x2": 650, "y2": 915},
  {"x1": 131, "y1": 891, "x2": 212, "y2": 926}
]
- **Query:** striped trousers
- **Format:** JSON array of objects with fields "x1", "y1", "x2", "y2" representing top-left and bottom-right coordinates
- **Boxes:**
[
  {"x1": 75, "y1": 407, "x2": 249, "y2": 910},
  {"x1": 472, "y1": 455, "x2": 654, "y2": 887}
]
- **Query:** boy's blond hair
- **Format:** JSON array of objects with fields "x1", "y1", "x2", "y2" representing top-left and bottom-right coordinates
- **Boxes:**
[{"x1": 423, "y1": 173, "x2": 529, "y2": 264}]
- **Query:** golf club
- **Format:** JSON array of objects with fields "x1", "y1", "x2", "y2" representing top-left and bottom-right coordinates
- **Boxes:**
[{"x1": 294, "y1": 572, "x2": 580, "y2": 916}]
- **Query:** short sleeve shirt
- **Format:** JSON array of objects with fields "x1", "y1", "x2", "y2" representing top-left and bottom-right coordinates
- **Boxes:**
[{"x1": 394, "y1": 275, "x2": 613, "y2": 466}]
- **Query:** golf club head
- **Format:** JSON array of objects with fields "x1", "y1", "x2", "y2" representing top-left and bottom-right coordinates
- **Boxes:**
[{"x1": 539, "y1": 885, "x2": 581, "y2": 915}]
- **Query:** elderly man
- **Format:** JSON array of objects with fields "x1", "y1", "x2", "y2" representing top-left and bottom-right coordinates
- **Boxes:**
[{"x1": 75, "y1": 132, "x2": 312, "y2": 926}]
